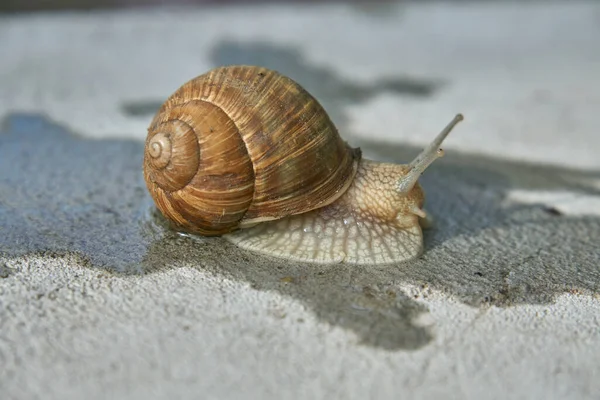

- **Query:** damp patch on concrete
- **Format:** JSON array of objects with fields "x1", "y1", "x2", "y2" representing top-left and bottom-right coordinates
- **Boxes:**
[
  {"x1": 209, "y1": 40, "x2": 441, "y2": 97},
  {"x1": 1, "y1": 112, "x2": 599, "y2": 351},
  {"x1": 121, "y1": 40, "x2": 443, "y2": 131},
  {"x1": 0, "y1": 113, "x2": 433, "y2": 350},
  {"x1": 0, "y1": 113, "x2": 157, "y2": 271}
]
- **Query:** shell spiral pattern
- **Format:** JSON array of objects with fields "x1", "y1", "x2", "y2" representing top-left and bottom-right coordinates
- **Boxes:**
[{"x1": 143, "y1": 65, "x2": 359, "y2": 235}]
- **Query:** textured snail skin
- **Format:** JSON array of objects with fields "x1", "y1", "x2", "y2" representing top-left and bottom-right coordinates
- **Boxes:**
[
  {"x1": 144, "y1": 65, "x2": 462, "y2": 265},
  {"x1": 225, "y1": 160, "x2": 426, "y2": 264}
]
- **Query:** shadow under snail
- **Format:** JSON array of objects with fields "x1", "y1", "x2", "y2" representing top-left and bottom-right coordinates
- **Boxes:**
[{"x1": 143, "y1": 65, "x2": 463, "y2": 265}]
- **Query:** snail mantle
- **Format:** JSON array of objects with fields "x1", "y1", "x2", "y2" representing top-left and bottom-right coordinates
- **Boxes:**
[{"x1": 143, "y1": 65, "x2": 463, "y2": 265}]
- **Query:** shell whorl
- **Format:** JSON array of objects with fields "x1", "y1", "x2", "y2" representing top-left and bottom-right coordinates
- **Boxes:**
[
  {"x1": 144, "y1": 100, "x2": 255, "y2": 235},
  {"x1": 143, "y1": 65, "x2": 360, "y2": 236},
  {"x1": 145, "y1": 120, "x2": 199, "y2": 192},
  {"x1": 147, "y1": 133, "x2": 171, "y2": 169}
]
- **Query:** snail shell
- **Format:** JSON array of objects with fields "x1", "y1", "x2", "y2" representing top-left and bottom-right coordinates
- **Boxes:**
[
  {"x1": 144, "y1": 65, "x2": 359, "y2": 236},
  {"x1": 144, "y1": 65, "x2": 463, "y2": 265}
]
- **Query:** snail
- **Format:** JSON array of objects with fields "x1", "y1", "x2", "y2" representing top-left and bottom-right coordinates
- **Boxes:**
[{"x1": 143, "y1": 65, "x2": 463, "y2": 265}]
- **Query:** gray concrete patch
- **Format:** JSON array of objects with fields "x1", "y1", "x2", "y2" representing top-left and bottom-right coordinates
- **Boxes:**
[
  {"x1": 122, "y1": 40, "x2": 443, "y2": 133},
  {"x1": 0, "y1": 261, "x2": 14, "y2": 278},
  {"x1": 1, "y1": 2, "x2": 600, "y2": 398},
  {"x1": 1, "y1": 112, "x2": 598, "y2": 353},
  {"x1": 0, "y1": 114, "x2": 152, "y2": 270}
]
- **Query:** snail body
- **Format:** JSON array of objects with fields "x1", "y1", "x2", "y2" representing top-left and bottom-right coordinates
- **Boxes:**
[{"x1": 143, "y1": 65, "x2": 463, "y2": 265}]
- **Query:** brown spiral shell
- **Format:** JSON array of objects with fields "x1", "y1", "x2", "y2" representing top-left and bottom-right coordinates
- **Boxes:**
[{"x1": 143, "y1": 65, "x2": 360, "y2": 236}]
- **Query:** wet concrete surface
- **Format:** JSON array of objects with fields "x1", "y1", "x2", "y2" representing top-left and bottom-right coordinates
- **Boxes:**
[
  {"x1": 122, "y1": 40, "x2": 443, "y2": 132},
  {"x1": 1, "y1": 111, "x2": 598, "y2": 351},
  {"x1": 1, "y1": 3, "x2": 600, "y2": 397},
  {"x1": 0, "y1": 114, "x2": 152, "y2": 270}
]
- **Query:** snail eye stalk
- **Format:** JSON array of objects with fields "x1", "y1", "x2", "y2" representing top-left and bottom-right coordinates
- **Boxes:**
[{"x1": 396, "y1": 114, "x2": 463, "y2": 194}]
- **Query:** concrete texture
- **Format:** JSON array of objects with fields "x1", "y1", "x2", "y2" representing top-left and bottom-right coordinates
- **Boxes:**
[{"x1": 1, "y1": 2, "x2": 599, "y2": 399}]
